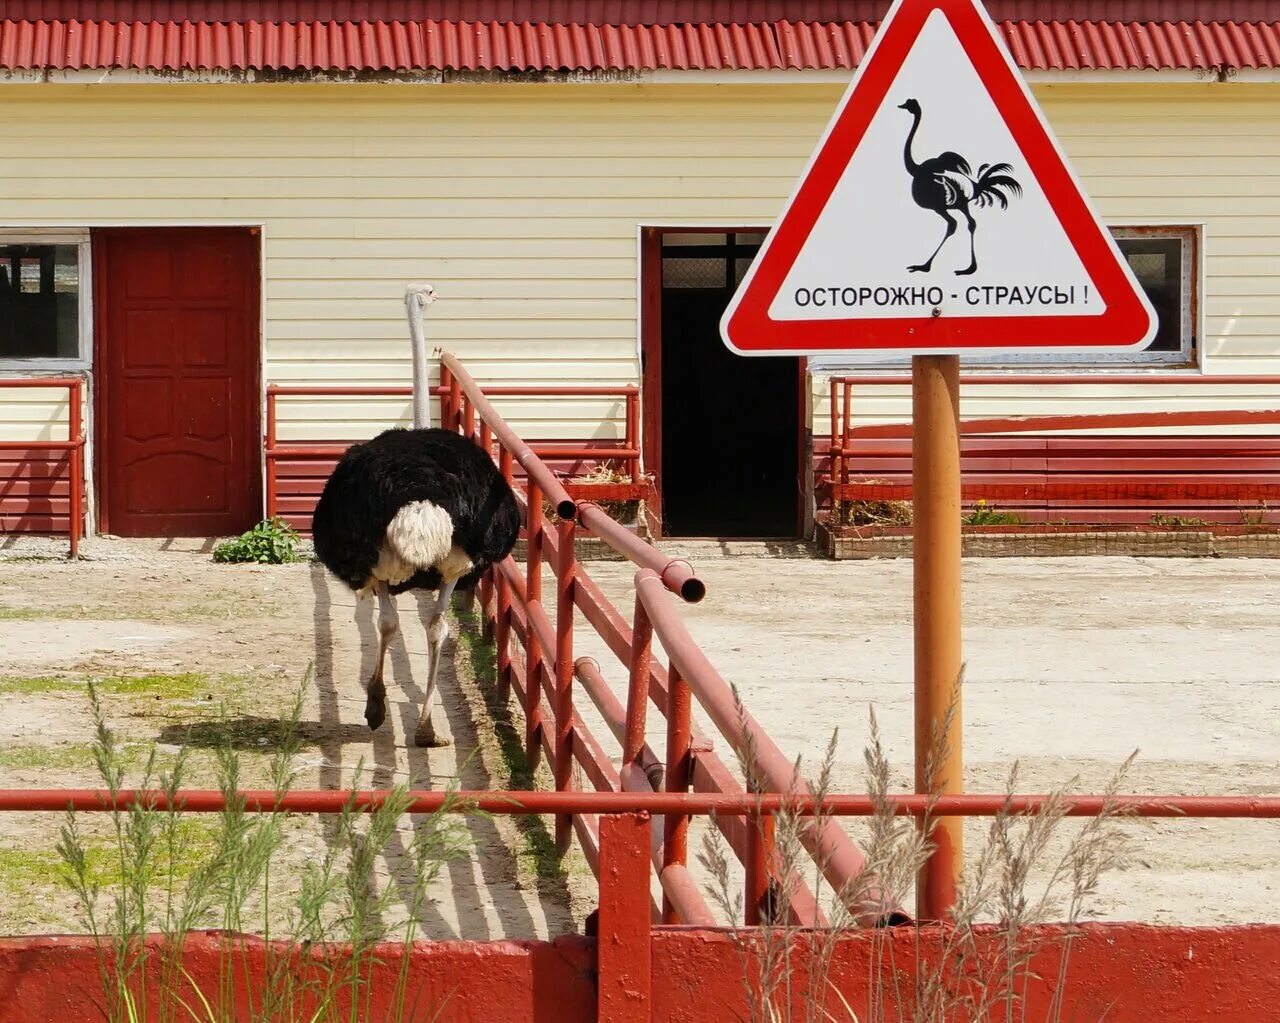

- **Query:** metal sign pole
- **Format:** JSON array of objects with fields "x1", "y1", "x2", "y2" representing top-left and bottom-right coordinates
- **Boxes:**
[{"x1": 912, "y1": 353, "x2": 963, "y2": 919}]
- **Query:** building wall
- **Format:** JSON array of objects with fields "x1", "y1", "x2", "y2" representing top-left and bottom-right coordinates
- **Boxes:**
[{"x1": 0, "y1": 80, "x2": 1278, "y2": 453}]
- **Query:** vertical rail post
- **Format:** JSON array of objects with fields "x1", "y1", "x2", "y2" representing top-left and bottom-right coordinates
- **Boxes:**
[
  {"x1": 625, "y1": 392, "x2": 640, "y2": 484},
  {"x1": 829, "y1": 379, "x2": 842, "y2": 524},
  {"x1": 463, "y1": 395, "x2": 476, "y2": 443},
  {"x1": 449, "y1": 372, "x2": 462, "y2": 433},
  {"x1": 264, "y1": 388, "x2": 278, "y2": 520},
  {"x1": 744, "y1": 810, "x2": 774, "y2": 926},
  {"x1": 842, "y1": 379, "x2": 853, "y2": 496},
  {"x1": 496, "y1": 447, "x2": 515, "y2": 701},
  {"x1": 68, "y1": 380, "x2": 82, "y2": 559},
  {"x1": 554, "y1": 514, "x2": 577, "y2": 853},
  {"x1": 622, "y1": 597, "x2": 653, "y2": 771},
  {"x1": 440, "y1": 364, "x2": 454, "y2": 431},
  {"x1": 479, "y1": 420, "x2": 493, "y2": 462},
  {"x1": 661, "y1": 662, "x2": 692, "y2": 923},
  {"x1": 597, "y1": 813, "x2": 652, "y2": 1023},
  {"x1": 525, "y1": 480, "x2": 545, "y2": 770},
  {"x1": 912, "y1": 354, "x2": 963, "y2": 921}
]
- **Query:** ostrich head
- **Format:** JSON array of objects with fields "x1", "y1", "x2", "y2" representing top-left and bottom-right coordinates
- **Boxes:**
[{"x1": 898, "y1": 98, "x2": 921, "y2": 115}]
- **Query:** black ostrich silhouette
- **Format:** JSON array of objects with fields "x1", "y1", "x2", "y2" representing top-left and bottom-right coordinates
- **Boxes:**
[{"x1": 898, "y1": 98, "x2": 1022, "y2": 275}]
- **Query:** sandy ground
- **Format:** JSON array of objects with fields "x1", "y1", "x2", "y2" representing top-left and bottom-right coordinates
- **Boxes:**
[
  {"x1": 0, "y1": 536, "x2": 592, "y2": 939},
  {"x1": 1, "y1": 536, "x2": 1276, "y2": 934},
  {"x1": 572, "y1": 548, "x2": 1280, "y2": 926}
]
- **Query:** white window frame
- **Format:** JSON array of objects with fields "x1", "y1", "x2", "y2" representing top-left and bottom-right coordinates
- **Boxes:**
[
  {"x1": 0, "y1": 229, "x2": 93, "y2": 372},
  {"x1": 808, "y1": 223, "x2": 1201, "y2": 373}
]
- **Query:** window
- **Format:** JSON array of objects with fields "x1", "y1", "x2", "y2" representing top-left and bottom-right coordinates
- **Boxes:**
[
  {"x1": 0, "y1": 234, "x2": 89, "y2": 364},
  {"x1": 1113, "y1": 226, "x2": 1195, "y2": 359}
]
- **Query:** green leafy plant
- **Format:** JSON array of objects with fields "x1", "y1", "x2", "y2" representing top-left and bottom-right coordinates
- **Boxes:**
[
  {"x1": 964, "y1": 499, "x2": 1023, "y2": 526},
  {"x1": 1149, "y1": 513, "x2": 1209, "y2": 528},
  {"x1": 213, "y1": 518, "x2": 302, "y2": 565}
]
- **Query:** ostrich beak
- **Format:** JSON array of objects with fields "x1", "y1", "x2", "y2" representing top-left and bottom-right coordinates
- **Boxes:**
[{"x1": 897, "y1": 101, "x2": 910, "y2": 110}]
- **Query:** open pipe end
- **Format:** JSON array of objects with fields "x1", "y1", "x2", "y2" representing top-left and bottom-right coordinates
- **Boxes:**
[
  {"x1": 556, "y1": 498, "x2": 578, "y2": 520},
  {"x1": 877, "y1": 911, "x2": 914, "y2": 928},
  {"x1": 680, "y1": 577, "x2": 707, "y2": 604}
]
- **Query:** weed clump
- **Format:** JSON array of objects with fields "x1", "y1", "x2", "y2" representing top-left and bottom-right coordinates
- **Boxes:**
[
  {"x1": 213, "y1": 517, "x2": 302, "y2": 565},
  {"x1": 57, "y1": 674, "x2": 473, "y2": 1022},
  {"x1": 700, "y1": 676, "x2": 1136, "y2": 1023}
]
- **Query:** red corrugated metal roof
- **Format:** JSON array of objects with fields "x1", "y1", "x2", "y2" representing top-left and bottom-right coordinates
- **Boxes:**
[{"x1": 1, "y1": 16, "x2": 1277, "y2": 73}]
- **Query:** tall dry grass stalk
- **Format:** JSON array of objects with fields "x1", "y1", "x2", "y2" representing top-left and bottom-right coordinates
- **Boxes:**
[
  {"x1": 57, "y1": 675, "x2": 473, "y2": 1023},
  {"x1": 700, "y1": 673, "x2": 1136, "y2": 1023}
]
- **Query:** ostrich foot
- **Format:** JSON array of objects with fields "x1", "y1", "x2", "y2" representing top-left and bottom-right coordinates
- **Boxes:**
[
  {"x1": 955, "y1": 263, "x2": 977, "y2": 276},
  {"x1": 364, "y1": 680, "x2": 388, "y2": 731},
  {"x1": 907, "y1": 263, "x2": 932, "y2": 273},
  {"x1": 413, "y1": 710, "x2": 453, "y2": 748}
]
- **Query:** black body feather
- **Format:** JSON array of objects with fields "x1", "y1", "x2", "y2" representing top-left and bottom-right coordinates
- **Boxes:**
[{"x1": 311, "y1": 428, "x2": 520, "y2": 594}]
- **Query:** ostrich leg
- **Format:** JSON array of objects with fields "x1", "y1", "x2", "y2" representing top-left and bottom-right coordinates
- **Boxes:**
[
  {"x1": 366, "y1": 580, "x2": 398, "y2": 731},
  {"x1": 415, "y1": 579, "x2": 458, "y2": 748},
  {"x1": 908, "y1": 210, "x2": 958, "y2": 273},
  {"x1": 955, "y1": 206, "x2": 978, "y2": 276}
]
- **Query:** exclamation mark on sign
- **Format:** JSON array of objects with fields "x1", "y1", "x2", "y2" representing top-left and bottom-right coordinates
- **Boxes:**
[{"x1": 1083, "y1": 285, "x2": 1090, "y2": 303}]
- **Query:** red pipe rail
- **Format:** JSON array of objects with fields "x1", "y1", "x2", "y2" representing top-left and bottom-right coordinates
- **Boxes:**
[
  {"x1": 437, "y1": 351, "x2": 877, "y2": 927},
  {"x1": 264, "y1": 381, "x2": 646, "y2": 523},
  {"x1": 824, "y1": 373, "x2": 1280, "y2": 514},
  {"x1": 3, "y1": 789, "x2": 1276, "y2": 818},
  {"x1": 0, "y1": 377, "x2": 85, "y2": 557}
]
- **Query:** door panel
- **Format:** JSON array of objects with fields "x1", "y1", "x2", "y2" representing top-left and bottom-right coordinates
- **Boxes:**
[{"x1": 96, "y1": 228, "x2": 260, "y2": 537}]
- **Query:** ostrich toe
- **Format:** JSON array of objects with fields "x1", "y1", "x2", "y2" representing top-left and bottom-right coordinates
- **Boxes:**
[{"x1": 365, "y1": 681, "x2": 388, "y2": 731}]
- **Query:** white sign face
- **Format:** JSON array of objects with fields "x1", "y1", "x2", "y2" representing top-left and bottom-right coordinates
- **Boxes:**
[
  {"x1": 720, "y1": 0, "x2": 1156, "y2": 356},
  {"x1": 772, "y1": 9, "x2": 1100, "y2": 323}
]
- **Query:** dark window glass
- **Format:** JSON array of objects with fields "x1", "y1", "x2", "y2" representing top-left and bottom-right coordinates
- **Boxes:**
[
  {"x1": 0, "y1": 244, "x2": 80, "y2": 359},
  {"x1": 1116, "y1": 236, "x2": 1184, "y2": 353}
]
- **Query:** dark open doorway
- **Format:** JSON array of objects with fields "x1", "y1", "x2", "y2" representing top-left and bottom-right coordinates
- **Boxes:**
[{"x1": 642, "y1": 229, "x2": 803, "y2": 538}]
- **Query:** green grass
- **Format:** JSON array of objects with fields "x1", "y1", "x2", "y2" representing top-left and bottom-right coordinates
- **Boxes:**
[
  {"x1": 0, "y1": 741, "x2": 177, "y2": 772},
  {"x1": 0, "y1": 819, "x2": 218, "y2": 891},
  {"x1": 0, "y1": 596, "x2": 281, "y2": 622},
  {"x1": 0, "y1": 672, "x2": 215, "y2": 699},
  {"x1": 964, "y1": 500, "x2": 1024, "y2": 526},
  {"x1": 451, "y1": 606, "x2": 568, "y2": 884}
]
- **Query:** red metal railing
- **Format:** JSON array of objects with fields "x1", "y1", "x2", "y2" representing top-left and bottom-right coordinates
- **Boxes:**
[
  {"x1": 0, "y1": 377, "x2": 85, "y2": 557},
  {"x1": 824, "y1": 373, "x2": 1280, "y2": 521},
  {"x1": 265, "y1": 382, "x2": 646, "y2": 525},
  {"x1": 0, "y1": 792, "x2": 1277, "y2": 1022},
  {"x1": 438, "y1": 351, "x2": 891, "y2": 927}
]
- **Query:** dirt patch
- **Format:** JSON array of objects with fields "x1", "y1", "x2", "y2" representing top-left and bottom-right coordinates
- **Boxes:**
[{"x1": 0, "y1": 539, "x2": 587, "y2": 939}]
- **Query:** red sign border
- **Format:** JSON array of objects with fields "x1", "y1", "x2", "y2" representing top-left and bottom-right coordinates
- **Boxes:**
[{"x1": 721, "y1": 0, "x2": 1156, "y2": 356}]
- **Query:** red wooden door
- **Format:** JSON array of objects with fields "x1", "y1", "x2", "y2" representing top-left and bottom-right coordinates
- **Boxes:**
[{"x1": 95, "y1": 228, "x2": 261, "y2": 536}]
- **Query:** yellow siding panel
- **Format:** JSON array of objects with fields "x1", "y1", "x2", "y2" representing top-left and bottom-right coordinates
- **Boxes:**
[{"x1": 0, "y1": 81, "x2": 1277, "y2": 449}]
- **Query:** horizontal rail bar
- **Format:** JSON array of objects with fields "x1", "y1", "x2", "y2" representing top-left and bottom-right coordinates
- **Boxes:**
[
  {"x1": 576, "y1": 502, "x2": 705, "y2": 603},
  {"x1": 842, "y1": 409, "x2": 1280, "y2": 440},
  {"x1": 441, "y1": 352, "x2": 577, "y2": 519},
  {"x1": 0, "y1": 377, "x2": 84, "y2": 388},
  {"x1": 828, "y1": 374, "x2": 1280, "y2": 387},
  {"x1": 0, "y1": 439, "x2": 83, "y2": 451},
  {"x1": 267, "y1": 384, "x2": 638, "y2": 397},
  {"x1": 266, "y1": 445, "x2": 639, "y2": 461},
  {"x1": 2, "y1": 789, "x2": 1274, "y2": 817}
]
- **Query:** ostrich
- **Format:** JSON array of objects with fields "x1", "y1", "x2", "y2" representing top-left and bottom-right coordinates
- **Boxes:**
[
  {"x1": 311, "y1": 285, "x2": 519, "y2": 747},
  {"x1": 311, "y1": 426, "x2": 519, "y2": 745},
  {"x1": 898, "y1": 98, "x2": 1022, "y2": 275}
]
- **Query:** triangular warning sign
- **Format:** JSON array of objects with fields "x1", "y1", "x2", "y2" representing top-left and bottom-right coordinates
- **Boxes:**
[{"x1": 721, "y1": 0, "x2": 1156, "y2": 357}]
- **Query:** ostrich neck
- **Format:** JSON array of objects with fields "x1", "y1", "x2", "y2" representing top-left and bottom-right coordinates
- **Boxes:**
[{"x1": 903, "y1": 112, "x2": 922, "y2": 175}]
